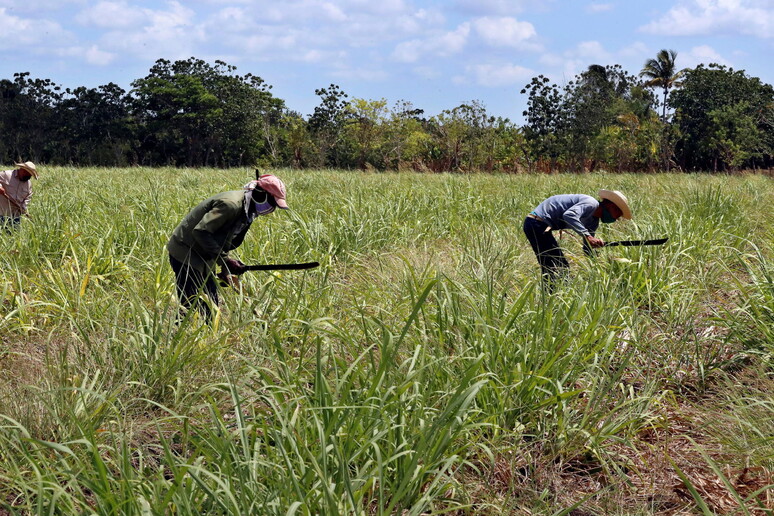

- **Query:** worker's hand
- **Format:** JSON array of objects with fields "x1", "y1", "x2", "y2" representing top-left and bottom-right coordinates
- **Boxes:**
[
  {"x1": 586, "y1": 235, "x2": 605, "y2": 248},
  {"x1": 223, "y1": 257, "x2": 247, "y2": 275},
  {"x1": 0, "y1": 185, "x2": 5, "y2": 196},
  {"x1": 217, "y1": 268, "x2": 240, "y2": 288}
]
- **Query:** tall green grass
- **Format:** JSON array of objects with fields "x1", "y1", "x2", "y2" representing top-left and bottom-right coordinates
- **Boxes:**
[{"x1": 0, "y1": 168, "x2": 771, "y2": 514}]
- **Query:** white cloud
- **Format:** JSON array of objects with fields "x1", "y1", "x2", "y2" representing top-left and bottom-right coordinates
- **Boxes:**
[
  {"x1": 299, "y1": 49, "x2": 326, "y2": 63},
  {"x1": 197, "y1": 0, "x2": 444, "y2": 61},
  {"x1": 538, "y1": 52, "x2": 564, "y2": 68},
  {"x1": 206, "y1": 7, "x2": 255, "y2": 32},
  {"x1": 392, "y1": 39, "x2": 423, "y2": 62},
  {"x1": 573, "y1": 40, "x2": 611, "y2": 61},
  {"x1": 0, "y1": 0, "x2": 84, "y2": 12},
  {"x1": 413, "y1": 65, "x2": 441, "y2": 79},
  {"x1": 395, "y1": 8, "x2": 446, "y2": 34},
  {"x1": 468, "y1": 62, "x2": 535, "y2": 86},
  {"x1": 232, "y1": 25, "x2": 347, "y2": 64},
  {"x1": 538, "y1": 41, "x2": 625, "y2": 83},
  {"x1": 472, "y1": 16, "x2": 537, "y2": 48},
  {"x1": 586, "y1": 3, "x2": 614, "y2": 12},
  {"x1": 98, "y1": 1, "x2": 204, "y2": 61},
  {"x1": 330, "y1": 66, "x2": 390, "y2": 82},
  {"x1": 438, "y1": 22, "x2": 471, "y2": 54},
  {"x1": 640, "y1": 0, "x2": 774, "y2": 39},
  {"x1": 76, "y1": 1, "x2": 145, "y2": 29},
  {"x1": 215, "y1": 0, "x2": 413, "y2": 25},
  {"x1": 242, "y1": 30, "x2": 301, "y2": 54},
  {"x1": 453, "y1": 0, "x2": 530, "y2": 15},
  {"x1": 320, "y1": 2, "x2": 348, "y2": 22},
  {"x1": 85, "y1": 44, "x2": 116, "y2": 65},
  {"x1": 339, "y1": 0, "x2": 409, "y2": 15},
  {"x1": 54, "y1": 44, "x2": 117, "y2": 66},
  {"x1": 78, "y1": 0, "x2": 196, "y2": 33},
  {"x1": 0, "y1": 7, "x2": 74, "y2": 50},
  {"x1": 682, "y1": 44, "x2": 733, "y2": 68},
  {"x1": 391, "y1": 22, "x2": 470, "y2": 62},
  {"x1": 619, "y1": 41, "x2": 650, "y2": 58},
  {"x1": 144, "y1": 1, "x2": 195, "y2": 32},
  {"x1": 189, "y1": 0, "x2": 253, "y2": 3},
  {"x1": 298, "y1": 49, "x2": 347, "y2": 64}
]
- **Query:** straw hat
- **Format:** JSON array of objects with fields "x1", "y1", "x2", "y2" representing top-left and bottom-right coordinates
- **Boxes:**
[
  {"x1": 14, "y1": 161, "x2": 38, "y2": 178},
  {"x1": 598, "y1": 189, "x2": 631, "y2": 219}
]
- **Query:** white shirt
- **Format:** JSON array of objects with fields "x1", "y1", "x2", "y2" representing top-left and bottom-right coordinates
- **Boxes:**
[{"x1": 0, "y1": 169, "x2": 32, "y2": 217}]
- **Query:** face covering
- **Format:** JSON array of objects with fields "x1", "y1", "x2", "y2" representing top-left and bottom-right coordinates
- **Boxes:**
[
  {"x1": 252, "y1": 190, "x2": 276, "y2": 215},
  {"x1": 19, "y1": 175, "x2": 31, "y2": 182},
  {"x1": 601, "y1": 207, "x2": 616, "y2": 224}
]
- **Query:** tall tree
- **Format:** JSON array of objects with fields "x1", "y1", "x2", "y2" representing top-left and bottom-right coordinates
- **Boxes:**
[
  {"x1": 521, "y1": 75, "x2": 565, "y2": 171},
  {"x1": 521, "y1": 65, "x2": 657, "y2": 172},
  {"x1": 131, "y1": 59, "x2": 222, "y2": 165},
  {"x1": 308, "y1": 84, "x2": 351, "y2": 167},
  {"x1": 670, "y1": 64, "x2": 774, "y2": 171},
  {"x1": 382, "y1": 100, "x2": 428, "y2": 170},
  {"x1": 639, "y1": 49, "x2": 685, "y2": 121},
  {"x1": 563, "y1": 64, "x2": 646, "y2": 171},
  {"x1": 0, "y1": 73, "x2": 62, "y2": 163},
  {"x1": 345, "y1": 98, "x2": 389, "y2": 169},
  {"x1": 56, "y1": 83, "x2": 134, "y2": 165},
  {"x1": 131, "y1": 58, "x2": 283, "y2": 166}
]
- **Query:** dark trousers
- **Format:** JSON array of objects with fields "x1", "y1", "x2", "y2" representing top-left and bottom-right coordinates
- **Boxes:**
[
  {"x1": 0, "y1": 216, "x2": 20, "y2": 233},
  {"x1": 523, "y1": 217, "x2": 569, "y2": 286},
  {"x1": 169, "y1": 254, "x2": 219, "y2": 321}
]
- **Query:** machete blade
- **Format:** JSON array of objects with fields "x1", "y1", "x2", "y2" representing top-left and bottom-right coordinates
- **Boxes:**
[
  {"x1": 604, "y1": 237, "x2": 669, "y2": 247},
  {"x1": 243, "y1": 261, "x2": 320, "y2": 271}
]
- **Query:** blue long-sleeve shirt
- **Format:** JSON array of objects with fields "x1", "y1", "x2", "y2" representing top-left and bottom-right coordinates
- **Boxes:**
[{"x1": 531, "y1": 194, "x2": 600, "y2": 237}]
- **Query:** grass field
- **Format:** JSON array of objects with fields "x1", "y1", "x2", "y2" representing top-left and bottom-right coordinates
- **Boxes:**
[{"x1": 1, "y1": 167, "x2": 772, "y2": 514}]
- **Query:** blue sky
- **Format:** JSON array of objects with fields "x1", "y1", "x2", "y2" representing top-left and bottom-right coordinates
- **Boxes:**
[{"x1": 1, "y1": 0, "x2": 772, "y2": 123}]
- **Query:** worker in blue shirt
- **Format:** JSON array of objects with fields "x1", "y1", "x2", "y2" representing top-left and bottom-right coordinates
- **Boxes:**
[{"x1": 523, "y1": 190, "x2": 631, "y2": 288}]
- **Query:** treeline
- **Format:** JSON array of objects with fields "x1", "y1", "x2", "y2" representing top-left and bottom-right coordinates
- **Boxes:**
[{"x1": 1, "y1": 55, "x2": 772, "y2": 172}]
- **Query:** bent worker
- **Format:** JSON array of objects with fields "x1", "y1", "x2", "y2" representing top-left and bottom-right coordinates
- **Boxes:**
[
  {"x1": 523, "y1": 189, "x2": 631, "y2": 287},
  {"x1": 167, "y1": 174, "x2": 288, "y2": 321},
  {"x1": 0, "y1": 161, "x2": 38, "y2": 231}
]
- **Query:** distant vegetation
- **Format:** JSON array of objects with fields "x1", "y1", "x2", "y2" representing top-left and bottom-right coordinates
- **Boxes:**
[{"x1": 1, "y1": 52, "x2": 772, "y2": 172}]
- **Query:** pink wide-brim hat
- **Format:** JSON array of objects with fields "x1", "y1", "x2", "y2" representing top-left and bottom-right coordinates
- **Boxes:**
[{"x1": 256, "y1": 174, "x2": 288, "y2": 209}]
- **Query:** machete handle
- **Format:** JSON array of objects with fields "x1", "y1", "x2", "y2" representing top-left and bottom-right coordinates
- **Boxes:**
[{"x1": 218, "y1": 261, "x2": 320, "y2": 287}]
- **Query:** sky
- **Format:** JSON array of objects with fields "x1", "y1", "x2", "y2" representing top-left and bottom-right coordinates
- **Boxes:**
[{"x1": 1, "y1": 0, "x2": 772, "y2": 123}]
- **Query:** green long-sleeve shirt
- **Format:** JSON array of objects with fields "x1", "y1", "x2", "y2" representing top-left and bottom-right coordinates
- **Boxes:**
[{"x1": 167, "y1": 190, "x2": 254, "y2": 274}]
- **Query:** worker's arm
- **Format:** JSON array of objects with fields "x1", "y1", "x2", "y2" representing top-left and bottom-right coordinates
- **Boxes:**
[
  {"x1": 0, "y1": 189, "x2": 31, "y2": 217},
  {"x1": 563, "y1": 202, "x2": 604, "y2": 248},
  {"x1": 20, "y1": 191, "x2": 31, "y2": 213}
]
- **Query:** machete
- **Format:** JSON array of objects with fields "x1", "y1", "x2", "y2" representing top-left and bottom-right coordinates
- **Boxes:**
[
  {"x1": 603, "y1": 238, "x2": 668, "y2": 248},
  {"x1": 240, "y1": 261, "x2": 320, "y2": 272},
  {"x1": 217, "y1": 261, "x2": 320, "y2": 287}
]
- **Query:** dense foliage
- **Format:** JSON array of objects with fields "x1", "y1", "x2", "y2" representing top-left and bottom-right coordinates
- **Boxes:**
[
  {"x1": 1, "y1": 56, "x2": 772, "y2": 171},
  {"x1": 670, "y1": 64, "x2": 774, "y2": 171}
]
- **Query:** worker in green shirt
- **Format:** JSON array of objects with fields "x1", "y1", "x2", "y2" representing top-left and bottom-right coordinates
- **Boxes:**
[{"x1": 167, "y1": 174, "x2": 288, "y2": 321}]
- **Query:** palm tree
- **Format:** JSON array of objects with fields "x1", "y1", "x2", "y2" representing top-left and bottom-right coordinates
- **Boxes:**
[{"x1": 639, "y1": 49, "x2": 685, "y2": 120}]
